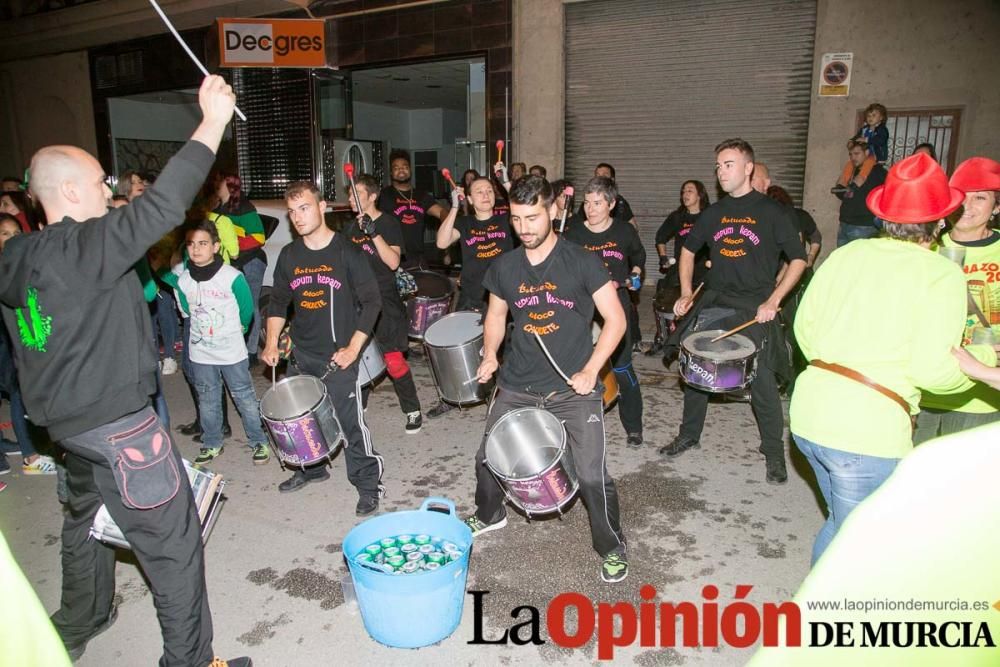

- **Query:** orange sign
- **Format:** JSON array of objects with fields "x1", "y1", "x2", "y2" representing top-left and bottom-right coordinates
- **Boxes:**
[{"x1": 218, "y1": 18, "x2": 326, "y2": 68}]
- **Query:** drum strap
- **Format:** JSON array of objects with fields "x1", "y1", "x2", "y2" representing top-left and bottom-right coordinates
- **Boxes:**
[{"x1": 809, "y1": 360, "x2": 911, "y2": 419}]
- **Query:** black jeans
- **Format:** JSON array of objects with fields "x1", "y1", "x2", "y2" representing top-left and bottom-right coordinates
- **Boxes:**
[
  {"x1": 473, "y1": 386, "x2": 625, "y2": 556},
  {"x1": 679, "y1": 307, "x2": 785, "y2": 459},
  {"x1": 291, "y1": 348, "x2": 385, "y2": 498},
  {"x1": 369, "y1": 301, "x2": 421, "y2": 415},
  {"x1": 54, "y1": 407, "x2": 214, "y2": 667},
  {"x1": 611, "y1": 289, "x2": 644, "y2": 435}
]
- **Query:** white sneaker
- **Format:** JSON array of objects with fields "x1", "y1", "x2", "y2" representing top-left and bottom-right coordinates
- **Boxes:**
[
  {"x1": 161, "y1": 358, "x2": 178, "y2": 375},
  {"x1": 23, "y1": 455, "x2": 57, "y2": 475}
]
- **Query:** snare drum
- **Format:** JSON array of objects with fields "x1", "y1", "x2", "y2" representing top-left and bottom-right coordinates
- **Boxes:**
[
  {"x1": 423, "y1": 311, "x2": 492, "y2": 405},
  {"x1": 484, "y1": 408, "x2": 579, "y2": 517},
  {"x1": 90, "y1": 459, "x2": 225, "y2": 549},
  {"x1": 407, "y1": 271, "x2": 454, "y2": 339},
  {"x1": 259, "y1": 375, "x2": 346, "y2": 468},
  {"x1": 678, "y1": 330, "x2": 758, "y2": 392}
]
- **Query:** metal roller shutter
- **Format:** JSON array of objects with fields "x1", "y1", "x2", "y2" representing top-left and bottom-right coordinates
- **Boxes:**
[{"x1": 565, "y1": 0, "x2": 817, "y2": 275}]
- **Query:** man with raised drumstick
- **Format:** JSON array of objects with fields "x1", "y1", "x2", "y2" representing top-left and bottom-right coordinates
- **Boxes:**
[
  {"x1": 261, "y1": 181, "x2": 386, "y2": 515},
  {"x1": 662, "y1": 138, "x2": 806, "y2": 485},
  {"x1": 464, "y1": 175, "x2": 631, "y2": 583}
]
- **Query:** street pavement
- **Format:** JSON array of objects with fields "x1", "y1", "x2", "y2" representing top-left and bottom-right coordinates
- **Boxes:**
[{"x1": 0, "y1": 306, "x2": 822, "y2": 666}]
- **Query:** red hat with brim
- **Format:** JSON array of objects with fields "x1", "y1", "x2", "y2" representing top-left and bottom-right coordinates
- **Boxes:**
[
  {"x1": 949, "y1": 157, "x2": 1000, "y2": 193},
  {"x1": 867, "y1": 153, "x2": 964, "y2": 224}
]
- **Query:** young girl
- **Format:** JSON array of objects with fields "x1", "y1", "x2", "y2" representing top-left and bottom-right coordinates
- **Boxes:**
[{"x1": 161, "y1": 220, "x2": 270, "y2": 465}]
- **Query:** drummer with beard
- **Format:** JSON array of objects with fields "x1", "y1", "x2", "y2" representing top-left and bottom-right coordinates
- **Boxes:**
[
  {"x1": 464, "y1": 175, "x2": 631, "y2": 583},
  {"x1": 662, "y1": 138, "x2": 806, "y2": 485},
  {"x1": 376, "y1": 149, "x2": 449, "y2": 269},
  {"x1": 261, "y1": 181, "x2": 386, "y2": 516},
  {"x1": 425, "y1": 176, "x2": 515, "y2": 419},
  {"x1": 345, "y1": 173, "x2": 424, "y2": 435},
  {"x1": 563, "y1": 176, "x2": 647, "y2": 448}
]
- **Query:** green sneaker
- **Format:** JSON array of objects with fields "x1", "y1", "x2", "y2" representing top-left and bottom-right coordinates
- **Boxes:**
[
  {"x1": 251, "y1": 444, "x2": 270, "y2": 465},
  {"x1": 194, "y1": 447, "x2": 223, "y2": 465},
  {"x1": 601, "y1": 552, "x2": 629, "y2": 583},
  {"x1": 464, "y1": 515, "x2": 507, "y2": 537}
]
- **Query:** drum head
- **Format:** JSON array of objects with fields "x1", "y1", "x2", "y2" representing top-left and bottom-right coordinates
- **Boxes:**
[
  {"x1": 485, "y1": 408, "x2": 565, "y2": 479},
  {"x1": 413, "y1": 271, "x2": 453, "y2": 299},
  {"x1": 682, "y1": 330, "x2": 756, "y2": 361},
  {"x1": 424, "y1": 311, "x2": 483, "y2": 347},
  {"x1": 260, "y1": 375, "x2": 326, "y2": 420}
]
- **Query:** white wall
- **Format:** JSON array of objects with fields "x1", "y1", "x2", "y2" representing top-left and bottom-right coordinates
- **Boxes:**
[{"x1": 354, "y1": 103, "x2": 469, "y2": 176}]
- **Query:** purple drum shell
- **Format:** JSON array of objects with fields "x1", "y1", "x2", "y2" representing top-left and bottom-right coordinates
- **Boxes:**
[
  {"x1": 502, "y1": 464, "x2": 578, "y2": 514},
  {"x1": 680, "y1": 354, "x2": 749, "y2": 391},
  {"x1": 406, "y1": 271, "x2": 454, "y2": 339},
  {"x1": 265, "y1": 413, "x2": 334, "y2": 466}
]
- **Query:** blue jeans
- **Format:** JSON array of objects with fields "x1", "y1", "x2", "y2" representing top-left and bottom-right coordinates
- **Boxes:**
[
  {"x1": 189, "y1": 358, "x2": 266, "y2": 449},
  {"x1": 794, "y1": 434, "x2": 898, "y2": 564},
  {"x1": 836, "y1": 223, "x2": 880, "y2": 247},
  {"x1": 8, "y1": 384, "x2": 38, "y2": 458},
  {"x1": 240, "y1": 257, "x2": 267, "y2": 356}
]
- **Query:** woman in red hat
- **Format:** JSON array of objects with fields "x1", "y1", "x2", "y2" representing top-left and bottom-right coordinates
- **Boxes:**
[
  {"x1": 914, "y1": 157, "x2": 1000, "y2": 442},
  {"x1": 789, "y1": 153, "x2": 996, "y2": 565}
]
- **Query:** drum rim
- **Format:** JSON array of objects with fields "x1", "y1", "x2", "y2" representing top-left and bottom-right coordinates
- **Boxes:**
[
  {"x1": 259, "y1": 374, "x2": 329, "y2": 422},
  {"x1": 423, "y1": 311, "x2": 484, "y2": 348},
  {"x1": 484, "y1": 407, "x2": 567, "y2": 481},
  {"x1": 681, "y1": 329, "x2": 756, "y2": 358},
  {"x1": 409, "y1": 270, "x2": 455, "y2": 299}
]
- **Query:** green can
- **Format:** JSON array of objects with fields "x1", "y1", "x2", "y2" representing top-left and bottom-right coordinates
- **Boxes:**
[
  {"x1": 414, "y1": 534, "x2": 431, "y2": 546},
  {"x1": 400, "y1": 543, "x2": 418, "y2": 554},
  {"x1": 364, "y1": 544, "x2": 382, "y2": 557},
  {"x1": 401, "y1": 561, "x2": 420, "y2": 574},
  {"x1": 379, "y1": 537, "x2": 397, "y2": 549},
  {"x1": 423, "y1": 561, "x2": 441, "y2": 571},
  {"x1": 396, "y1": 534, "x2": 414, "y2": 545},
  {"x1": 417, "y1": 544, "x2": 434, "y2": 554},
  {"x1": 386, "y1": 554, "x2": 406, "y2": 569},
  {"x1": 406, "y1": 551, "x2": 424, "y2": 563},
  {"x1": 356, "y1": 553, "x2": 374, "y2": 564},
  {"x1": 448, "y1": 551, "x2": 464, "y2": 562},
  {"x1": 382, "y1": 546, "x2": 401, "y2": 559},
  {"x1": 426, "y1": 552, "x2": 446, "y2": 565}
]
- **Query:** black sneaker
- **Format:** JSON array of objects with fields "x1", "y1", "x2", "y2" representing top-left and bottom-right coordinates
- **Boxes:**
[
  {"x1": 64, "y1": 602, "x2": 119, "y2": 661},
  {"x1": 177, "y1": 421, "x2": 202, "y2": 436},
  {"x1": 426, "y1": 402, "x2": 455, "y2": 419},
  {"x1": 278, "y1": 468, "x2": 330, "y2": 493},
  {"x1": 765, "y1": 457, "x2": 788, "y2": 485},
  {"x1": 356, "y1": 495, "x2": 379, "y2": 517},
  {"x1": 194, "y1": 424, "x2": 232, "y2": 444},
  {"x1": 658, "y1": 435, "x2": 700, "y2": 458},
  {"x1": 601, "y1": 550, "x2": 629, "y2": 583},
  {"x1": 405, "y1": 411, "x2": 422, "y2": 434},
  {"x1": 626, "y1": 433, "x2": 643, "y2": 448}
]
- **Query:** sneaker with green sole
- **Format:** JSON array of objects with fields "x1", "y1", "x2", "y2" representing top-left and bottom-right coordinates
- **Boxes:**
[
  {"x1": 251, "y1": 444, "x2": 270, "y2": 465},
  {"x1": 601, "y1": 552, "x2": 629, "y2": 583},
  {"x1": 464, "y1": 515, "x2": 507, "y2": 537},
  {"x1": 194, "y1": 447, "x2": 223, "y2": 465}
]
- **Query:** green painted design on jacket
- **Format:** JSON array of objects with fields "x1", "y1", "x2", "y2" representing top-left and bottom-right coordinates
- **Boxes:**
[{"x1": 15, "y1": 287, "x2": 53, "y2": 352}]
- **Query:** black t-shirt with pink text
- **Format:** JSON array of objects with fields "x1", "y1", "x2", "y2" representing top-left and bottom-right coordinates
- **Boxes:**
[
  {"x1": 454, "y1": 213, "x2": 514, "y2": 303},
  {"x1": 344, "y1": 212, "x2": 404, "y2": 299},
  {"x1": 684, "y1": 190, "x2": 804, "y2": 301},
  {"x1": 563, "y1": 219, "x2": 645, "y2": 286},
  {"x1": 483, "y1": 238, "x2": 610, "y2": 393},
  {"x1": 377, "y1": 186, "x2": 438, "y2": 263}
]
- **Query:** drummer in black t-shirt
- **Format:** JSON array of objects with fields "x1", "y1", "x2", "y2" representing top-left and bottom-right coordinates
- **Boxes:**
[
  {"x1": 345, "y1": 173, "x2": 425, "y2": 434},
  {"x1": 376, "y1": 149, "x2": 449, "y2": 269},
  {"x1": 564, "y1": 177, "x2": 647, "y2": 448},
  {"x1": 662, "y1": 139, "x2": 806, "y2": 485},
  {"x1": 425, "y1": 177, "x2": 515, "y2": 419},
  {"x1": 464, "y1": 176, "x2": 631, "y2": 584}
]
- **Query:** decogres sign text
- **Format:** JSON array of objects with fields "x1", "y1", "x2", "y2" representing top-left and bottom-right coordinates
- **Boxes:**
[{"x1": 218, "y1": 18, "x2": 326, "y2": 68}]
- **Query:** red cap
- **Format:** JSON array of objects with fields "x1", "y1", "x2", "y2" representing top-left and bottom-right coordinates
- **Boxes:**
[
  {"x1": 950, "y1": 157, "x2": 1000, "y2": 193},
  {"x1": 866, "y1": 153, "x2": 963, "y2": 224}
]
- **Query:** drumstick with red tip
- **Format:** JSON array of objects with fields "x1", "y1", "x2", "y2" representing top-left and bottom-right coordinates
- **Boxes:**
[
  {"x1": 344, "y1": 163, "x2": 364, "y2": 214},
  {"x1": 558, "y1": 186, "x2": 574, "y2": 233},
  {"x1": 441, "y1": 168, "x2": 464, "y2": 201},
  {"x1": 496, "y1": 139, "x2": 505, "y2": 164}
]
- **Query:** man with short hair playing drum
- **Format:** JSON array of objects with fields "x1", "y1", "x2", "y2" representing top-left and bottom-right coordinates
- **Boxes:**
[
  {"x1": 344, "y1": 172, "x2": 424, "y2": 435},
  {"x1": 425, "y1": 176, "x2": 515, "y2": 419},
  {"x1": 465, "y1": 175, "x2": 631, "y2": 583},
  {"x1": 663, "y1": 138, "x2": 806, "y2": 485},
  {"x1": 261, "y1": 181, "x2": 386, "y2": 516}
]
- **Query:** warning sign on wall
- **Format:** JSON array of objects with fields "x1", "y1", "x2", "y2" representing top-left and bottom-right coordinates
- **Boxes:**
[{"x1": 818, "y1": 52, "x2": 853, "y2": 97}]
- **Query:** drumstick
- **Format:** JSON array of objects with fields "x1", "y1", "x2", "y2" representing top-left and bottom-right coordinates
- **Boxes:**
[
  {"x1": 344, "y1": 163, "x2": 364, "y2": 214},
  {"x1": 496, "y1": 139, "x2": 505, "y2": 164},
  {"x1": 675, "y1": 282, "x2": 704, "y2": 321},
  {"x1": 272, "y1": 364, "x2": 276, "y2": 392},
  {"x1": 441, "y1": 168, "x2": 464, "y2": 201},
  {"x1": 532, "y1": 331, "x2": 572, "y2": 384},
  {"x1": 709, "y1": 309, "x2": 780, "y2": 343},
  {"x1": 147, "y1": 0, "x2": 246, "y2": 121},
  {"x1": 558, "y1": 186, "x2": 574, "y2": 233}
]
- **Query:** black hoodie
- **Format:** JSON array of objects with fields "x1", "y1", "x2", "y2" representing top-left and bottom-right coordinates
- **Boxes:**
[{"x1": 0, "y1": 141, "x2": 214, "y2": 440}]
